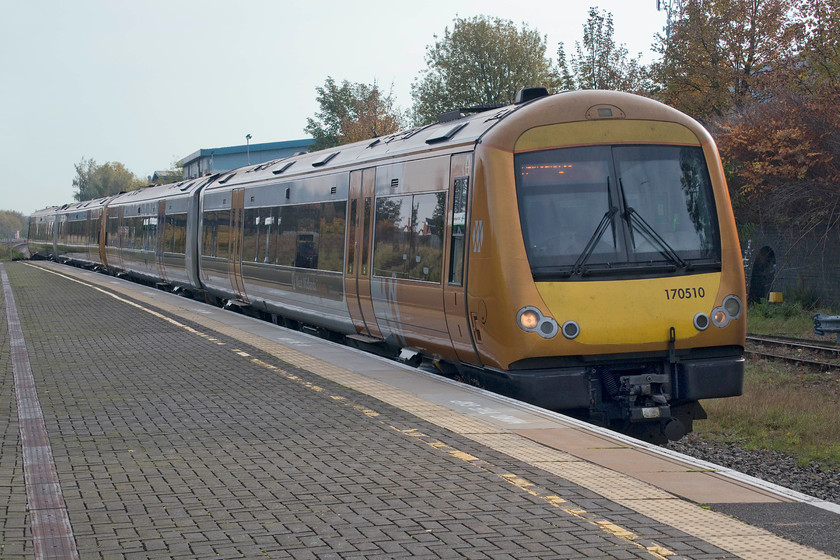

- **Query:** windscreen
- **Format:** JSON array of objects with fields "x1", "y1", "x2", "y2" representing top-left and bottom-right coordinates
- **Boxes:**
[{"x1": 515, "y1": 144, "x2": 721, "y2": 278}]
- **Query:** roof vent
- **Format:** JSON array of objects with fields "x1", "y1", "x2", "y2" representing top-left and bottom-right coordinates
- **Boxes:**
[
  {"x1": 272, "y1": 160, "x2": 296, "y2": 175},
  {"x1": 515, "y1": 87, "x2": 549, "y2": 104},
  {"x1": 426, "y1": 122, "x2": 468, "y2": 144},
  {"x1": 312, "y1": 151, "x2": 339, "y2": 167}
]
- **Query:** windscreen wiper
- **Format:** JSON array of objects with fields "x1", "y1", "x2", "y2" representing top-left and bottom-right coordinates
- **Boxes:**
[
  {"x1": 573, "y1": 206, "x2": 618, "y2": 275},
  {"x1": 623, "y1": 206, "x2": 688, "y2": 269}
]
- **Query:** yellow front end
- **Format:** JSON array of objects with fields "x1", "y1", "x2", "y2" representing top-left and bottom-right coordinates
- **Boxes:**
[{"x1": 462, "y1": 94, "x2": 745, "y2": 439}]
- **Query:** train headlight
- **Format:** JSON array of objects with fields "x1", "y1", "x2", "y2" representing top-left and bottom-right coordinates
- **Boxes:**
[
  {"x1": 693, "y1": 313, "x2": 710, "y2": 331},
  {"x1": 517, "y1": 308, "x2": 540, "y2": 330},
  {"x1": 711, "y1": 295, "x2": 743, "y2": 328},
  {"x1": 517, "y1": 307, "x2": 560, "y2": 339},
  {"x1": 712, "y1": 309, "x2": 729, "y2": 327},
  {"x1": 723, "y1": 295, "x2": 742, "y2": 319}
]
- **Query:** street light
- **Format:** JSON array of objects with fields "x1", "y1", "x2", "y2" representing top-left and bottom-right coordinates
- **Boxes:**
[{"x1": 246, "y1": 134, "x2": 252, "y2": 165}]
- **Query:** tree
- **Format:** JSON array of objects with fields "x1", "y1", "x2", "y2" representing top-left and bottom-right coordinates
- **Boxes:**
[
  {"x1": 714, "y1": 87, "x2": 839, "y2": 224},
  {"x1": 0, "y1": 210, "x2": 27, "y2": 238},
  {"x1": 411, "y1": 16, "x2": 560, "y2": 125},
  {"x1": 652, "y1": 0, "x2": 798, "y2": 122},
  {"x1": 557, "y1": 7, "x2": 650, "y2": 92},
  {"x1": 72, "y1": 158, "x2": 144, "y2": 201},
  {"x1": 709, "y1": 0, "x2": 840, "y2": 228},
  {"x1": 304, "y1": 77, "x2": 404, "y2": 150},
  {"x1": 790, "y1": 0, "x2": 840, "y2": 89}
]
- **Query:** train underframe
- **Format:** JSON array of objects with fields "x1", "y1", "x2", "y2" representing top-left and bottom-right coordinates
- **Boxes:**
[{"x1": 460, "y1": 347, "x2": 745, "y2": 444}]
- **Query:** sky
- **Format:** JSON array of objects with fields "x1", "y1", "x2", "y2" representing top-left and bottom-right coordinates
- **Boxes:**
[{"x1": 0, "y1": 0, "x2": 668, "y2": 216}]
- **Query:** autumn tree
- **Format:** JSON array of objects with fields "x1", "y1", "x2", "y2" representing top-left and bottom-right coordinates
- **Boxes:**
[
  {"x1": 789, "y1": 0, "x2": 840, "y2": 89},
  {"x1": 712, "y1": 0, "x2": 840, "y2": 228},
  {"x1": 652, "y1": 0, "x2": 798, "y2": 122},
  {"x1": 411, "y1": 16, "x2": 560, "y2": 125},
  {"x1": 72, "y1": 158, "x2": 144, "y2": 201},
  {"x1": 304, "y1": 77, "x2": 404, "y2": 150},
  {"x1": 557, "y1": 7, "x2": 650, "y2": 92}
]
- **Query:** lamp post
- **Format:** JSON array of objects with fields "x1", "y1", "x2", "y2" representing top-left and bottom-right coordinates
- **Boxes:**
[{"x1": 246, "y1": 134, "x2": 252, "y2": 165}]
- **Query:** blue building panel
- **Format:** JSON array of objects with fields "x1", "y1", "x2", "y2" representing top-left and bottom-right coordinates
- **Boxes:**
[{"x1": 179, "y1": 138, "x2": 314, "y2": 179}]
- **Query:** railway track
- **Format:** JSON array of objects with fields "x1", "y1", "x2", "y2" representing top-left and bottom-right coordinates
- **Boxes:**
[{"x1": 745, "y1": 333, "x2": 840, "y2": 371}]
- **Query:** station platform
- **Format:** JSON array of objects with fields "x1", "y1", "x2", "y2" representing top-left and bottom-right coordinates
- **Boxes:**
[{"x1": 1, "y1": 260, "x2": 838, "y2": 560}]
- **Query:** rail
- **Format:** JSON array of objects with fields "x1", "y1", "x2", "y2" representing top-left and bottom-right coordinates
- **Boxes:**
[{"x1": 745, "y1": 333, "x2": 840, "y2": 371}]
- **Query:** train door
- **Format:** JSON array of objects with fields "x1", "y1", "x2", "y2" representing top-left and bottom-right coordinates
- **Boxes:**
[
  {"x1": 113, "y1": 206, "x2": 126, "y2": 272},
  {"x1": 227, "y1": 188, "x2": 249, "y2": 302},
  {"x1": 345, "y1": 170, "x2": 367, "y2": 334},
  {"x1": 444, "y1": 154, "x2": 482, "y2": 366},
  {"x1": 85, "y1": 209, "x2": 96, "y2": 262},
  {"x1": 98, "y1": 206, "x2": 109, "y2": 267},
  {"x1": 344, "y1": 168, "x2": 383, "y2": 339},
  {"x1": 156, "y1": 199, "x2": 169, "y2": 284}
]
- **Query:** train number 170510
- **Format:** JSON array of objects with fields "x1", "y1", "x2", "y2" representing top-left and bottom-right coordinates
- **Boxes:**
[{"x1": 665, "y1": 287, "x2": 706, "y2": 300}]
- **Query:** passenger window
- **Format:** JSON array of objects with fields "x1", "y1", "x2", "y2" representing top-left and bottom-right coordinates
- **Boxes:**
[
  {"x1": 373, "y1": 195, "x2": 412, "y2": 279},
  {"x1": 166, "y1": 213, "x2": 187, "y2": 254},
  {"x1": 318, "y1": 201, "x2": 346, "y2": 272},
  {"x1": 373, "y1": 192, "x2": 445, "y2": 282},
  {"x1": 202, "y1": 211, "x2": 230, "y2": 259}
]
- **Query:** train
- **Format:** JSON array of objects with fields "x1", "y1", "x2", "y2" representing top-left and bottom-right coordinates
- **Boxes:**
[{"x1": 28, "y1": 88, "x2": 746, "y2": 442}]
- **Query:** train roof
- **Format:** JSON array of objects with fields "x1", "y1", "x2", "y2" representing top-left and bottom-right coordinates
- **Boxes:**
[
  {"x1": 107, "y1": 175, "x2": 214, "y2": 207},
  {"x1": 203, "y1": 88, "x2": 705, "y2": 191},
  {"x1": 49, "y1": 197, "x2": 113, "y2": 216},
  {"x1": 203, "y1": 96, "x2": 532, "y2": 191}
]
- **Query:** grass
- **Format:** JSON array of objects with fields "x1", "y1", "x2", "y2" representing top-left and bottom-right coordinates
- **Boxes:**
[
  {"x1": 0, "y1": 246, "x2": 25, "y2": 262},
  {"x1": 747, "y1": 298, "x2": 837, "y2": 339},
  {"x1": 693, "y1": 299, "x2": 840, "y2": 468},
  {"x1": 699, "y1": 360, "x2": 840, "y2": 467}
]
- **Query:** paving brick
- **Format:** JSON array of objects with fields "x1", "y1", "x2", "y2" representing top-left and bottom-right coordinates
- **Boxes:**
[{"x1": 0, "y1": 263, "x2": 742, "y2": 559}]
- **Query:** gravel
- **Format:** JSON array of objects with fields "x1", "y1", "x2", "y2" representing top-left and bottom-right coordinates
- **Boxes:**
[{"x1": 666, "y1": 433, "x2": 840, "y2": 505}]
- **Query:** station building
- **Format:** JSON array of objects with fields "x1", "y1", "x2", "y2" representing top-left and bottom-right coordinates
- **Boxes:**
[{"x1": 178, "y1": 138, "x2": 314, "y2": 179}]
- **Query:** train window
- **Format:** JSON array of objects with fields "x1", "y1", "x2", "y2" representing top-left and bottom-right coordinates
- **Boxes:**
[
  {"x1": 449, "y1": 177, "x2": 469, "y2": 285},
  {"x1": 373, "y1": 195, "x2": 412, "y2": 279},
  {"x1": 106, "y1": 211, "x2": 119, "y2": 248},
  {"x1": 411, "y1": 193, "x2": 444, "y2": 282},
  {"x1": 613, "y1": 146, "x2": 719, "y2": 261},
  {"x1": 361, "y1": 198, "x2": 372, "y2": 276},
  {"x1": 277, "y1": 205, "x2": 318, "y2": 268},
  {"x1": 141, "y1": 216, "x2": 158, "y2": 252},
  {"x1": 347, "y1": 199, "x2": 358, "y2": 275},
  {"x1": 373, "y1": 192, "x2": 444, "y2": 282},
  {"x1": 252, "y1": 202, "x2": 345, "y2": 271},
  {"x1": 515, "y1": 144, "x2": 721, "y2": 278},
  {"x1": 516, "y1": 146, "x2": 619, "y2": 269},
  {"x1": 166, "y1": 213, "x2": 187, "y2": 254},
  {"x1": 202, "y1": 211, "x2": 230, "y2": 259},
  {"x1": 243, "y1": 209, "x2": 270, "y2": 263},
  {"x1": 318, "y1": 201, "x2": 346, "y2": 272}
]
